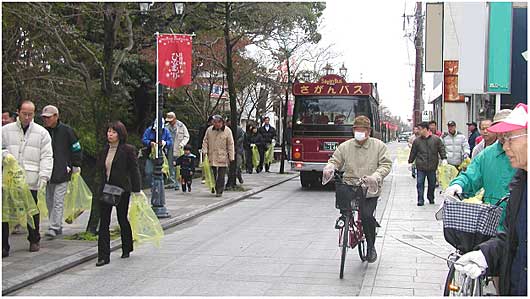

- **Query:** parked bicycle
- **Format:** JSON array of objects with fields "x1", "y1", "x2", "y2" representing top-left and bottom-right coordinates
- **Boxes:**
[
  {"x1": 440, "y1": 193, "x2": 508, "y2": 296},
  {"x1": 333, "y1": 172, "x2": 368, "y2": 279}
]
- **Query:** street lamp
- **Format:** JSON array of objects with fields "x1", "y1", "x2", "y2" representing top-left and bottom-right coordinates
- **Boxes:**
[
  {"x1": 174, "y1": 3, "x2": 184, "y2": 15},
  {"x1": 140, "y1": 2, "x2": 185, "y2": 219},
  {"x1": 302, "y1": 71, "x2": 310, "y2": 82},
  {"x1": 323, "y1": 63, "x2": 333, "y2": 75},
  {"x1": 339, "y1": 63, "x2": 347, "y2": 78}
]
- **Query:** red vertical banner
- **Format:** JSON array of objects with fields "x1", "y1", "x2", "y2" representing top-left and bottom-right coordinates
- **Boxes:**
[{"x1": 157, "y1": 34, "x2": 192, "y2": 88}]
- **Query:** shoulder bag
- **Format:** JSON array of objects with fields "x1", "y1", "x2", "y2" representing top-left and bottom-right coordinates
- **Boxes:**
[{"x1": 101, "y1": 184, "x2": 124, "y2": 206}]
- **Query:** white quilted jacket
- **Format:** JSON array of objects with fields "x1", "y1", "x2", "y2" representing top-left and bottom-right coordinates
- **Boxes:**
[{"x1": 2, "y1": 119, "x2": 53, "y2": 190}]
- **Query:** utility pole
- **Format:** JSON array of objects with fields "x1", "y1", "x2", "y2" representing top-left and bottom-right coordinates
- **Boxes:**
[{"x1": 413, "y1": 2, "x2": 424, "y2": 126}]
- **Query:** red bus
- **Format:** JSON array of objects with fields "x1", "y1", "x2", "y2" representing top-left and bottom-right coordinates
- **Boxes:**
[{"x1": 290, "y1": 74, "x2": 382, "y2": 188}]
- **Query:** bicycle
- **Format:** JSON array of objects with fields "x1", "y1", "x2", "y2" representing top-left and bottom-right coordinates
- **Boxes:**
[
  {"x1": 440, "y1": 193, "x2": 508, "y2": 296},
  {"x1": 333, "y1": 173, "x2": 368, "y2": 279}
]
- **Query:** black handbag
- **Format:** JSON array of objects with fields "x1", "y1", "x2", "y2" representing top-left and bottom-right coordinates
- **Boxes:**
[{"x1": 101, "y1": 184, "x2": 124, "y2": 206}]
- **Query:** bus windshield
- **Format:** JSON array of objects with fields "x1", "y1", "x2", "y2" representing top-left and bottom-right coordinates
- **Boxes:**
[{"x1": 293, "y1": 96, "x2": 371, "y2": 125}]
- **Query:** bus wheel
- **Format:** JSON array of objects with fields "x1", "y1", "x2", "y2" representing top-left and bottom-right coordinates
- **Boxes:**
[{"x1": 300, "y1": 172, "x2": 311, "y2": 188}]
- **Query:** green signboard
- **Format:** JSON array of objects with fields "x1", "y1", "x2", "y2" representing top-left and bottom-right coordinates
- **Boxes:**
[{"x1": 487, "y1": 2, "x2": 512, "y2": 93}]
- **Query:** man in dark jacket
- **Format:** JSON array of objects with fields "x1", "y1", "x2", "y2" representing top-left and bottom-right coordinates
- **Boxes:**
[
  {"x1": 257, "y1": 116, "x2": 276, "y2": 172},
  {"x1": 41, "y1": 105, "x2": 82, "y2": 238},
  {"x1": 467, "y1": 121, "x2": 480, "y2": 157},
  {"x1": 408, "y1": 121, "x2": 447, "y2": 206},
  {"x1": 455, "y1": 103, "x2": 527, "y2": 296}
]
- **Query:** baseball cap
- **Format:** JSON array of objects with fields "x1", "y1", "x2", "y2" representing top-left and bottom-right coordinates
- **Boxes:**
[
  {"x1": 447, "y1": 120, "x2": 456, "y2": 126},
  {"x1": 41, "y1": 105, "x2": 59, "y2": 117},
  {"x1": 492, "y1": 109, "x2": 512, "y2": 124},
  {"x1": 165, "y1": 112, "x2": 176, "y2": 122},
  {"x1": 466, "y1": 121, "x2": 477, "y2": 127},
  {"x1": 352, "y1": 115, "x2": 371, "y2": 128},
  {"x1": 488, "y1": 103, "x2": 528, "y2": 133}
]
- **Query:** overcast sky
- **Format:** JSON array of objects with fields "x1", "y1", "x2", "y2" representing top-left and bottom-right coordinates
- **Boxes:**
[{"x1": 319, "y1": 0, "x2": 429, "y2": 122}]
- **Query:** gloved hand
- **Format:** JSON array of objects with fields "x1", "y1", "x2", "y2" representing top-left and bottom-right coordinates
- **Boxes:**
[
  {"x1": 66, "y1": 166, "x2": 72, "y2": 173},
  {"x1": 38, "y1": 177, "x2": 48, "y2": 190},
  {"x1": 444, "y1": 184, "x2": 463, "y2": 197},
  {"x1": 454, "y1": 250, "x2": 488, "y2": 279},
  {"x1": 361, "y1": 175, "x2": 379, "y2": 193},
  {"x1": 161, "y1": 140, "x2": 166, "y2": 147},
  {"x1": 463, "y1": 153, "x2": 469, "y2": 159},
  {"x1": 322, "y1": 164, "x2": 335, "y2": 185},
  {"x1": 72, "y1": 167, "x2": 81, "y2": 174},
  {"x1": 441, "y1": 159, "x2": 448, "y2": 165},
  {"x1": 133, "y1": 192, "x2": 143, "y2": 196},
  {"x1": 251, "y1": 144, "x2": 256, "y2": 147}
]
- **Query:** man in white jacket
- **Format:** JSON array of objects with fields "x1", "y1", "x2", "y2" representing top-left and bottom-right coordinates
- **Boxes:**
[
  {"x1": 442, "y1": 120, "x2": 470, "y2": 168},
  {"x1": 165, "y1": 112, "x2": 190, "y2": 191},
  {"x1": 2, "y1": 100, "x2": 53, "y2": 256}
]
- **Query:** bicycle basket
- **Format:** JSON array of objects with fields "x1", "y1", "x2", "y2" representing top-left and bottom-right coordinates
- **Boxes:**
[
  {"x1": 335, "y1": 182, "x2": 365, "y2": 210},
  {"x1": 442, "y1": 200, "x2": 503, "y2": 253}
]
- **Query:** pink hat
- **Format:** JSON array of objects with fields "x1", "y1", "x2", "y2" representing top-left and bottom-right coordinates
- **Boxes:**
[{"x1": 488, "y1": 103, "x2": 528, "y2": 133}]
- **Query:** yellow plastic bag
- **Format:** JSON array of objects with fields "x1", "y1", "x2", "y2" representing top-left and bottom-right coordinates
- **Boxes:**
[
  {"x1": 37, "y1": 185, "x2": 48, "y2": 219},
  {"x1": 437, "y1": 163, "x2": 459, "y2": 191},
  {"x1": 149, "y1": 143, "x2": 170, "y2": 177},
  {"x1": 251, "y1": 145, "x2": 260, "y2": 169},
  {"x1": 462, "y1": 188, "x2": 485, "y2": 204},
  {"x1": 202, "y1": 154, "x2": 215, "y2": 192},
  {"x1": 129, "y1": 191, "x2": 164, "y2": 247},
  {"x1": 64, "y1": 172, "x2": 92, "y2": 224},
  {"x1": 265, "y1": 143, "x2": 274, "y2": 165},
  {"x1": 2, "y1": 154, "x2": 39, "y2": 231},
  {"x1": 458, "y1": 157, "x2": 471, "y2": 171}
]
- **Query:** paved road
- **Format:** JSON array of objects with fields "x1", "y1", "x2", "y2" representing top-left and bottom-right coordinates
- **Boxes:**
[{"x1": 13, "y1": 168, "x2": 393, "y2": 296}]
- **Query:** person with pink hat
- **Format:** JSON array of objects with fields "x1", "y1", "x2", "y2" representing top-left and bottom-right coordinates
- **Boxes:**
[{"x1": 453, "y1": 103, "x2": 527, "y2": 296}]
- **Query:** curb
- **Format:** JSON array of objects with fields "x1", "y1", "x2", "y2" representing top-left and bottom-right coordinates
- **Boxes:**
[{"x1": 2, "y1": 173, "x2": 299, "y2": 295}]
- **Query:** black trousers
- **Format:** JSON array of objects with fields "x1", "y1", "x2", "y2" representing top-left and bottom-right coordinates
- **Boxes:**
[
  {"x1": 98, "y1": 192, "x2": 133, "y2": 260},
  {"x1": 245, "y1": 148, "x2": 253, "y2": 173},
  {"x1": 359, "y1": 196, "x2": 378, "y2": 249},
  {"x1": 2, "y1": 190, "x2": 41, "y2": 251},
  {"x1": 212, "y1": 167, "x2": 227, "y2": 195},
  {"x1": 257, "y1": 145, "x2": 267, "y2": 171}
]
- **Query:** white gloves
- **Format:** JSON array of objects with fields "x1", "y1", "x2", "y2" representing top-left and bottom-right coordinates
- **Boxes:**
[
  {"x1": 322, "y1": 164, "x2": 335, "y2": 185},
  {"x1": 72, "y1": 167, "x2": 81, "y2": 174},
  {"x1": 444, "y1": 184, "x2": 463, "y2": 197},
  {"x1": 161, "y1": 140, "x2": 166, "y2": 147},
  {"x1": 441, "y1": 159, "x2": 448, "y2": 165},
  {"x1": 361, "y1": 175, "x2": 379, "y2": 193},
  {"x1": 463, "y1": 153, "x2": 470, "y2": 159},
  {"x1": 454, "y1": 250, "x2": 488, "y2": 279},
  {"x1": 133, "y1": 192, "x2": 143, "y2": 196}
]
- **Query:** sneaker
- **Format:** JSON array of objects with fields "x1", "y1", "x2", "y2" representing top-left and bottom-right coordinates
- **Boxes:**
[
  {"x1": 182, "y1": 184, "x2": 187, "y2": 192},
  {"x1": 29, "y1": 242, "x2": 40, "y2": 252},
  {"x1": 367, "y1": 247, "x2": 377, "y2": 263},
  {"x1": 215, "y1": 193, "x2": 222, "y2": 197},
  {"x1": 211, "y1": 188, "x2": 215, "y2": 194},
  {"x1": 45, "y1": 229, "x2": 57, "y2": 239},
  {"x1": 238, "y1": 176, "x2": 244, "y2": 184},
  {"x1": 174, "y1": 185, "x2": 180, "y2": 191},
  {"x1": 429, "y1": 200, "x2": 435, "y2": 204},
  {"x1": 417, "y1": 202, "x2": 424, "y2": 206},
  {"x1": 187, "y1": 184, "x2": 191, "y2": 192},
  {"x1": 201, "y1": 180, "x2": 206, "y2": 184}
]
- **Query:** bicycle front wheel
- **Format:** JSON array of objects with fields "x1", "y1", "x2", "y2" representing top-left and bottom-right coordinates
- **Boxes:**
[
  {"x1": 444, "y1": 264, "x2": 484, "y2": 296},
  {"x1": 339, "y1": 214, "x2": 350, "y2": 279}
]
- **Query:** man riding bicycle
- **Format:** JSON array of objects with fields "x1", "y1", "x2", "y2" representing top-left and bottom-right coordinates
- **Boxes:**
[{"x1": 323, "y1": 115, "x2": 392, "y2": 263}]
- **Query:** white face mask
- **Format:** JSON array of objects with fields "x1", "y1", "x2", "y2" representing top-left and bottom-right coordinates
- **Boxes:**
[{"x1": 354, "y1": 131, "x2": 367, "y2": 141}]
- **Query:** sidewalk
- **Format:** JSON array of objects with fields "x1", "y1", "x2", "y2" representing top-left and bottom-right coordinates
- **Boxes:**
[
  {"x1": 2, "y1": 163, "x2": 298, "y2": 295},
  {"x1": 360, "y1": 154, "x2": 451, "y2": 296}
]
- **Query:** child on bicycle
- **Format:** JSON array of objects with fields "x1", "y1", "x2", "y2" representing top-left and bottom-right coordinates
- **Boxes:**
[{"x1": 174, "y1": 144, "x2": 197, "y2": 192}]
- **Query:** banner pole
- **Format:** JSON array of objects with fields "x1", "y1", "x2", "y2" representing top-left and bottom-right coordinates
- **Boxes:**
[{"x1": 155, "y1": 32, "x2": 159, "y2": 159}]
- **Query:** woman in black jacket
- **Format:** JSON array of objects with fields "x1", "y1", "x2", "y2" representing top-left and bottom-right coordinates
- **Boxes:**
[
  {"x1": 96, "y1": 121, "x2": 141, "y2": 267},
  {"x1": 243, "y1": 125, "x2": 263, "y2": 174}
]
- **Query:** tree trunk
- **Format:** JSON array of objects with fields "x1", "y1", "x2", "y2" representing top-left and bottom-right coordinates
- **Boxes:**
[{"x1": 224, "y1": 3, "x2": 238, "y2": 189}]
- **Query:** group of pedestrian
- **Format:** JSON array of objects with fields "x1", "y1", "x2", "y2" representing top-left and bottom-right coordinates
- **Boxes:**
[
  {"x1": 407, "y1": 117, "x2": 496, "y2": 206},
  {"x1": 2, "y1": 101, "x2": 143, "y2": 268},
  {"x1": 408, "y1": 105, "x2": 527, "y2": 295},
  {"x1": 243, "y1": 117, "x2": 278, "y2": 174}
]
